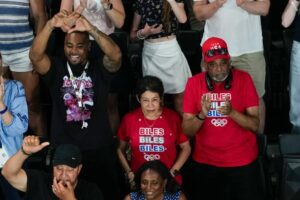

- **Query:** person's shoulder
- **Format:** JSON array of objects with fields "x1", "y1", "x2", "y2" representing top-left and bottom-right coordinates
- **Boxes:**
[
  {"x1": 232, "y1": 68, "x2": 251, "y2": 79},
  {"x1": 188, "y1": 72, "x2": 205, "y2": 83},
  {"x1": 77, "y1": 179, "x2": 104, "y2": 197},
  {"x1": 163, "y1": 108, "x2": 181, "y2": 119},
  {"x1": 4, "y1": 79, "x2": 25, "y2": 96}
]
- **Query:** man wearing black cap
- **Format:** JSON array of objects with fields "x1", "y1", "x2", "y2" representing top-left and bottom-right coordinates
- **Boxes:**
[
  {"x1": 182, "y1": 37, "x2": 262, "y2": 200},
  {"x1": 1, "y1": 135, "x2": 104, "y2": 200}
]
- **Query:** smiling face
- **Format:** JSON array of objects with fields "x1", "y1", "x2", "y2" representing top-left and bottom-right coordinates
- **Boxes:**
[
  {"x1": 53, "y1": 164, "x2": 82, "y2": 187},
  {"x1": 140, "y1": 91, "x2": 162, "y2": 119},
  {"x1": 64, "y1": 32, "x2": 90, "y2": 66},
  {"x1": 206, "y1": 58, "x2": 231, "y2": 82},
  {"x1": 140, "y1": 169, "x2": 167, "y2": 200}
]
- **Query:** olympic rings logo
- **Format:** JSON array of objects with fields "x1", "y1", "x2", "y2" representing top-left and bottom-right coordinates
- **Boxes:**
[
  {"x1": 144, "y1": 154, "x2": 160, "y2": 161},
  {"x1": 211, "y1": 119, "x2": 228, "y2": 127}
]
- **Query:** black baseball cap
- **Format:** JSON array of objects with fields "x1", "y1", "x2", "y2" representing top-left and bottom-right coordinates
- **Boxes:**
[{"x1": 52, "y1": 144, "x2": 82, "y2": 168}]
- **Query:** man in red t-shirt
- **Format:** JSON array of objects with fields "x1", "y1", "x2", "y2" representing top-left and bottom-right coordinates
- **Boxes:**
[{"x1": 182, "y1": 37, "x2": 263, "y2": 200}]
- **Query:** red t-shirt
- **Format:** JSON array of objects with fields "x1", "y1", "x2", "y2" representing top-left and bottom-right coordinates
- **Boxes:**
[
  {"x1": 117, "y1": 107, "x2": 188, "y2": 172},
  {"x1": 183, "y1": 69, "x2": 259, "y2": 167}
]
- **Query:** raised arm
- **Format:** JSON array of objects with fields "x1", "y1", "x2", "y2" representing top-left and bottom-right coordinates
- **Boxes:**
[
  {"x1": 1, "y1": 136, "x2": 49, "y2": 192},
  {"x1": 30, "y1": 0, "x2": 47, "y2": 34},
  {"x1": 193, "y1": 0, "x2": 226, "y2": 21},
  {"x1": 282, "y1": 0, "x2": 299, "y2": 28},
  {"x1": 168, "y1": 0, "x2": 187, "y2": 23},
  {"x1": 236, "y1": 0, "x2": 270, "y2": 16},
  {"x1": 29, "y1": 11, "x2": 68, "y2": 75},
  {"x1": 102, "y1": 0, "x2": 125, "y2": 28},
  {"x1": 60, "y1": 0, "x2": 74, "y2": 12},
  {"x1": 69, "y1": 15, "x2": 121, "y2": 72}
]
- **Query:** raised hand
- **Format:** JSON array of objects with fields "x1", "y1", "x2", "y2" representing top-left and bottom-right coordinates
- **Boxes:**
[
  {"x1": 48, "y1": 10, "x2": 72, "y2": 32},
  {"x1": 201, "y1": 93, "x2": 212, "y2": 116},
  {"x1": 22, "y1": 135, "x2": 49, "y2": 155},
  {"x1": 68, "y1": 15, "x2": 93, "y2": 33},
  {"x1": 217, "y1": 95, "x2": 232, "y2": 116}
]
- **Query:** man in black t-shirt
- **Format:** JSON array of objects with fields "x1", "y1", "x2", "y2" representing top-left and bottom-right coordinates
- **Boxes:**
[
  {"x1": 28, "y1": 10, "x2": 122, "y2": 200},
  {"x1": 1, "y1": 135, "x2": 103, "y2": 200}
]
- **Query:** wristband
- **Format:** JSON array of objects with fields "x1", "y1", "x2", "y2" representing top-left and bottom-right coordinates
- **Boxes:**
[
  {"x1": 195, "y1": 113, "x2": 205, "y2": 121},
  {"x1": 0, "y1": 106, "x2": 8, "y2": 115},
  {"x1": 170, "y1": 169, "x2": 180, "y2": 177},
  {"x1": 21, "y1": 146, "x2": 32, "y2": 156}
]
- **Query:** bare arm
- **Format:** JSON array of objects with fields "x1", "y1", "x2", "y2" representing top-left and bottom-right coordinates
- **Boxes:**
[
  {"x1": 236, "y1": 0, "x2": 270, "y2": 16},
  {"x1": 170, "y1": 141, "x2": 191, "y2": 173},
  {"x1": 168, "y1": 0, "x2": 187, "y2": 23},
  {"x1": 60, "y1": 0, "x2": 74, "y2": 12},
  {"x1": 124, "y1": 194, "x2": 131, "y2": 200},
  {"x1": 193, "y1": 0, "x2": 226, "y2": 21},
  {"x1": 130, "y1": 13, "x2": 142, "y2": 41},
  {"x1": 88, "y1": 25, "x2": 122, "y2": 72},
  {"x1": 30, "y1": 0, "x2": 47, "y2": 34},
  {"x1": 30, "y1": 11, "x2": 67, "y2": 75},
  {"x1": 179, "y1": 193, "x2": 188, "y2": 200},
  {"x1": 282, "y1": 0, "x2": 299, "y2": 28},
  {"x1": 227, "y1": 106, "x2": 259, "y2": 133},
  {"x1": 218, "y1": 97, "x2": 259, "y2": 133},
  {"x1": 102, "y1": 0, "x2": 126, "y2": 28},
  {"x1": 182, "y1": 93, "x2": 211, "y2": 137},
  {"x1": 117, "y1": 140, "x2": 135, "y2": 182},
  {"x1": 1, "y1": 136, "x2": 49, "y2": 192}
]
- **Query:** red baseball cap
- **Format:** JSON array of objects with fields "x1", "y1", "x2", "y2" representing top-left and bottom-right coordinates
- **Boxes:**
[{"x1": 202, "y1": 37, "x2": 230, "y2": 63}]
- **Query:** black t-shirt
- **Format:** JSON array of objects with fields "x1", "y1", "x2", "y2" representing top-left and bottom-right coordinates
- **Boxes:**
[
  {"x1": 42, "y1": 57, "x2": 115, "y2": 150},
  {"x1": 25, "y1": 169, "x2": 104, "y2": 200}
]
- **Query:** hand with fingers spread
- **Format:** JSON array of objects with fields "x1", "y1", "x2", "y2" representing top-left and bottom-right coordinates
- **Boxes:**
[
  {"x1": 200, "y1": 93, "x2": 212, "y2": 116},
  {"x1": 217, "y1": 95, "x2": 232, "y2": 116},
  {"x1": 48, "y1": 10, "x2": 73, "y2": 32},
  {"x1": 52, "y1": 177, "x2": 76, "y2": 200},
  {"x1": 68, "y1": 15, "x2": 93, "y2": 33},
  {"x1": 22, "y1": 135, "x2": 50, "y2": 155}
]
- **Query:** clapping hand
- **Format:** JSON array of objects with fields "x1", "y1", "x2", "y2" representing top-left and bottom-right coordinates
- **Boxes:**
[
  {"x1": 201, "y1": 93, "x2": 212, "y2": 116},
  {"x1": 217, "y1": 95, "x2": 232, "y2": 116}
]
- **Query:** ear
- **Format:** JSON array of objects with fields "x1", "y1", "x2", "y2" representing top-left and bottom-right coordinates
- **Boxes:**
[
  {"x1": 77, "y1": 164, "x2": 83, "y2": 175},
  {"x1": 136, "y1": 95, "x2": 140, "y2": 103},
  {"x1": 163, "y1": 179, "x2": 167, "y2": 188}
]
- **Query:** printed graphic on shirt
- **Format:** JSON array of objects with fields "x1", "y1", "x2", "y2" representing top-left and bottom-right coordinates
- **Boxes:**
[
  {"x1": 138, "y1": 127, "x2": 166, "y2": 161},
  {"x1": 206, "y1": 92, "x2": 231, "y2": 127},
  {"x1": 61, "y1": 75, "x2": 94, "y2": 122}
]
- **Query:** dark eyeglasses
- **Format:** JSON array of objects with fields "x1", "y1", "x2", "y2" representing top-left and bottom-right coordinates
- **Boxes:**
[{"x1": 205, "y1": 48, "x2": 228, "y2": 58}]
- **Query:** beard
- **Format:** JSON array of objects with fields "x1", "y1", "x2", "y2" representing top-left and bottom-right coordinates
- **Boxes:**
[
  {"x1": 211, "y1": 72, "x2": 229, "y2": 82},
  {"x1": 68, "y1": 62, "x2": 87, "y2": 76}
]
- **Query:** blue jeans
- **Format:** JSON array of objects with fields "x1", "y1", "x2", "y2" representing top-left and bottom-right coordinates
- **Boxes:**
[
  {"x1": 0, "y1": 173, "x2": 23, "y2": 200},
  {"x1": 290, "y1": 41, "x2": 300, "y2": 134}
]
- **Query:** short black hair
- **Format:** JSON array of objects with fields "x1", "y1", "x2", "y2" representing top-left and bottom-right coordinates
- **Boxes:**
[
  {"x1": 136, "y1": 76, "x2": 164, "y2": 101},
  {"x1": 134, "y1": 160, "x2": 180, "y2": 194}
]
